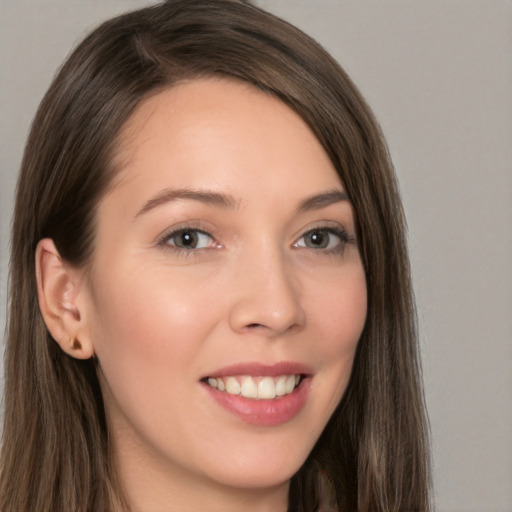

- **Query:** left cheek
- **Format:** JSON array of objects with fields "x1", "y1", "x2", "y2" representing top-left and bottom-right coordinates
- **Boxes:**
[
  {"x1": 317, "y1": 279, "x2": 367, "y2": 352},
  {"x1": 314, "y1": 339, "x2": 359, "y2": 424},
  {"x1": 314, "y1": 279, "x2": 367, "y2": 397}
]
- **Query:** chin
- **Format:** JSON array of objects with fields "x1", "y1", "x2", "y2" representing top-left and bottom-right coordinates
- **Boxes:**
[{"x1": 196, "y1": 440, "x2": 312, "y2": 492}]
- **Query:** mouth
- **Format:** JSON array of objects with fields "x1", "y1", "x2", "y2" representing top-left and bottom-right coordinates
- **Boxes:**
[
  {"x1": 200, "y1": 363, "x2": 312, "y2": 426},
  {"x1": 202, "y1": 374, "x2": 304, "y2": 400}
]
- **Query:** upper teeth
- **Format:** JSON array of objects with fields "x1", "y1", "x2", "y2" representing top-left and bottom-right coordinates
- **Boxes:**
[{"x1": 207, "y1": 375, "x2": 301, "y2": 400}]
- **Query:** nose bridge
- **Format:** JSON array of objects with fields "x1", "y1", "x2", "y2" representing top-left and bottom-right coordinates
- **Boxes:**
[{"x1": 229, "y1": 240, "x2": 306, "y2": 336}]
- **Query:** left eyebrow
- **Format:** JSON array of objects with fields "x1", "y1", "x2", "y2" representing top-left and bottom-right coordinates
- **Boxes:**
[{"x1": 296, "y1": 189, "x2": 349, "y2": 213}]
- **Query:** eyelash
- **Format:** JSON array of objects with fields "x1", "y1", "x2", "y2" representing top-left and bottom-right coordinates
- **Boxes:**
[
  {"x1": 157, "y1": 225, "x2": 356, "y2": 256},
  {"x1": 293, "y1": 227, "x2": 355, "y2": 255},
  {"x1": 157, "y1": 227, "x2": 218, "y2": 256}
]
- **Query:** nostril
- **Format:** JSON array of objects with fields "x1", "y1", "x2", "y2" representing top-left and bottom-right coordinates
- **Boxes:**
[{"x1": 247, "y1": 323, "x2": 263, "y2": 329}]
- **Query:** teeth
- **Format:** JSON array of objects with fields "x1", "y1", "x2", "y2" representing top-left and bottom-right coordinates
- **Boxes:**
[
  {"x1": 241, "y1": 376, "x2": 258, "y2": 398},
  {"x1": 258, "y1": 377, "x2": 276, "y2": 399},
  {"x1": 275, "y1": 376, "x2": 287, "y2": 396},
  {"x1": 225, "y1": 376, "x2": 241, "y2": 395},
  {"x1": 285, "y1": 375, "x2": 296, "y2": 394},
  {"x1": 206, "y1": 374, "x2": 301, "y2": 399}
]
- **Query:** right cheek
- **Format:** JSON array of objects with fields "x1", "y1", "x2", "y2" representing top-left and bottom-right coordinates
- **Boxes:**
[{"x1": 88, "y1": 264, "x2": 224, "y2": 359}]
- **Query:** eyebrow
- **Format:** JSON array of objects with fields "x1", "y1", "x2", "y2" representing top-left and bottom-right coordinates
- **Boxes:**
[
  {"x1": 135, "y1": 188, "x2": 239, "y2": 218},
  {"x1": 296, "y1": 189, "x2": 349, "y2": 213},
  {"x1": 135, "y1": 187, "x2": 349, "y2": 219}
]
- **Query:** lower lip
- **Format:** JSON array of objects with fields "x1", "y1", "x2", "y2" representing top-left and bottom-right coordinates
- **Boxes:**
[{"x1": 203, "y1": 378, "x2": 311, "y2": 427}]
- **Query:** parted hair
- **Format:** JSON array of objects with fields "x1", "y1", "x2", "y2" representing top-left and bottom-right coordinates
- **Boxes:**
[{"x1": 1, "y1": 1, "x2": 430, "y2": 510}]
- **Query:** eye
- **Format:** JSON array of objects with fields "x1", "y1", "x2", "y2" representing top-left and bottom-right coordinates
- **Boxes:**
[
  {"x1": 294, "y1": 228, "x2": 349, "y2": 252},
  {"x1": 163, "y1": 228, "x2": 215, "y2": 250}
]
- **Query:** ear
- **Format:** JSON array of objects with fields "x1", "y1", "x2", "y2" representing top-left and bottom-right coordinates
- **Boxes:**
[{"x1": 35, "y1": 238, "x2": 94, "y2": 359}]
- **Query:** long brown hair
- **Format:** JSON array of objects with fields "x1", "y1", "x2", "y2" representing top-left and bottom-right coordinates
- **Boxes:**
[{"x1": 1, "y1": 1, "x2": 431, "y2": 510}]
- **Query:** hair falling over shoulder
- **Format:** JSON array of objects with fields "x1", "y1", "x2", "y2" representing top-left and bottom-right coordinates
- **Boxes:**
[{"x1": 0, "y1": 1, "x2": 431, "y2": 510}]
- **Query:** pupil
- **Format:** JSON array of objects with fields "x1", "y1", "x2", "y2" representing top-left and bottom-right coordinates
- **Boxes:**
[
  {"x1": 309, "y1": 231, "x2": 327, "y2": 247},
  {"x1": 180, "y1": 231, "x2": 197, "y2": 248}
]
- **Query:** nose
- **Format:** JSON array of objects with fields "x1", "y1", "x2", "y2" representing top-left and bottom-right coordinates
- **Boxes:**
[{"x1": 228, "y1": 247, "x2": 306, "y2": 337}]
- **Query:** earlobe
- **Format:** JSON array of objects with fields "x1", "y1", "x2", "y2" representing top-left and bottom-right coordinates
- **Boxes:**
[{"x1": 35, "y1": 238, "x2": 94, "y2": 359}]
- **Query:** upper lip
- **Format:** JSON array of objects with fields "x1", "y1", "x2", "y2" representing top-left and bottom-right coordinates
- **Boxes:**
[{"x1": 203, "y1": 361, "x2": 313, "y2": 379}]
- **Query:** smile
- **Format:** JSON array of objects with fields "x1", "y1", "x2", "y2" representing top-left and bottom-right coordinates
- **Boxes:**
[
  {"x1": 205, "y1": 375, "x2": 302, "y2": 400},
  {"x1": 201, "y1": 362, "x2": 312, "y2": 426}
]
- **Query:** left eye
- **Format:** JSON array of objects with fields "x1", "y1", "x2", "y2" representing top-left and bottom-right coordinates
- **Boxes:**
[
  {"x1": 295, "y1": 228, "x2": 345, "y2": 250},
  {"x1": 165, "y1": 229, "x2": 214, "y2": 250}
]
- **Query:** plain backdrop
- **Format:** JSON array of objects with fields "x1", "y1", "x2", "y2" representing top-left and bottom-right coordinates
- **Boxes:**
[{"x1": 1, "y1": 1, "x2": 511, "y2": 511}]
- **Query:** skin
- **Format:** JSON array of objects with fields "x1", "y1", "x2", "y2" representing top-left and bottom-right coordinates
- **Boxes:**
[{"x1": 39, "y1": 78, "x2": 367, "y2": 511}]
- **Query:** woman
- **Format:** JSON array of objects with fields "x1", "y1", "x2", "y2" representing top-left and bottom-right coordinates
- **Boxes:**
[{"x1": 0, "y1": 1, "x2": 430, "y2": 510}]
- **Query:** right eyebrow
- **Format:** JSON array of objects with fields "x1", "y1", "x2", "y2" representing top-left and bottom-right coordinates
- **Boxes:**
[{"x1": 134, "y1": 188, "x2": 239, "y2": 219}]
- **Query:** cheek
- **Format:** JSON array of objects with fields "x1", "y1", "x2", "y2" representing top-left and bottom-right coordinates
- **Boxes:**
[
  {"x1": 86, "y1": 268, "x2": 218, "y2": 395},
  {"x1": 314, "y1": 265, "x2": 367, "y2": 353},
  {"x1": 310, "y1": 265, "x2": 367, "y2": 398}
]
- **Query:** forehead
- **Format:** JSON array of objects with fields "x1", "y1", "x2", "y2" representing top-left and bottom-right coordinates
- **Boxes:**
[{"x1": 106, "y1": 77, "x2": 342, "y2": 209}]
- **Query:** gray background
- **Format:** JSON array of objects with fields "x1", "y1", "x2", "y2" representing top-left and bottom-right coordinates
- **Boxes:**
[{"x1": 1, "y1": 1, "x2": 511, "y2": 510}]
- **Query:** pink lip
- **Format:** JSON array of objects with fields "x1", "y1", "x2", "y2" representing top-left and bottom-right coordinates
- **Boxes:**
[
  {"x1": 204, "y1": 361, "x2": 313, "y2": 379},
  {"x1": 201, "y1": 361, "x2": 313, "y2": 427}
]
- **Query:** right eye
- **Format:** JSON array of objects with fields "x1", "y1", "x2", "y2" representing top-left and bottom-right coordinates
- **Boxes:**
[{"x1": 162, "y1": 228, "x2": 216, "y2": 251}]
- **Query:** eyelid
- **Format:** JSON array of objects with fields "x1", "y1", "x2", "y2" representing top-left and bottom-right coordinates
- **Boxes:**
[
  {"x1": 154, "y1": 220, "x2": 356, "y2": 256},
  {"x1": 295, "y1": 220, "x2": 354, "y2": 239},
  {"x1": 155, "y1": 223, "x2": 220, "y2": 252},
  {"x1": 293, "y1": 223, "x2": 357, "y2": 253},
  {"x1": 295, "y1": 227, "x2": 346, "y2": 246}
]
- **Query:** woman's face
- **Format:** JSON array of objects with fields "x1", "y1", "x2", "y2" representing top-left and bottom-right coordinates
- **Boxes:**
[{"x1": 79, "y1": 78, "x2": 367, "y2": 504}]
